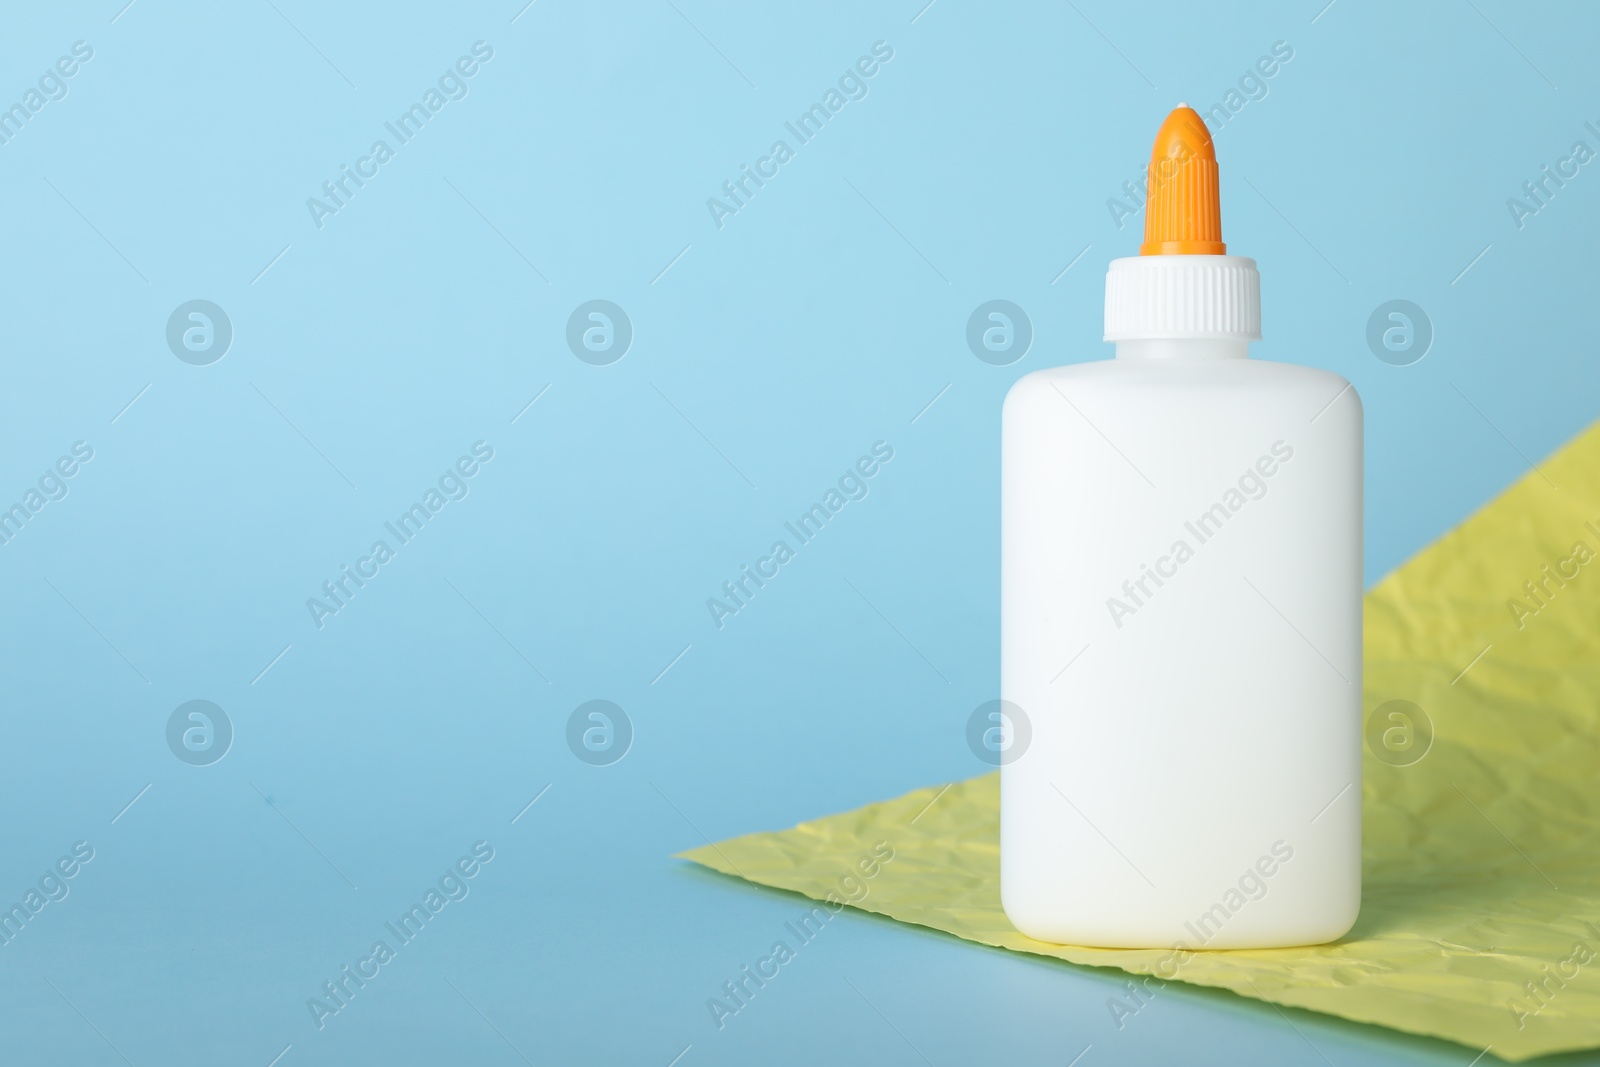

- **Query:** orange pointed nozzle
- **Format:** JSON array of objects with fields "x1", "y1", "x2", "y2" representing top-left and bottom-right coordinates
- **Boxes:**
[{"x1": 1140, "y1": 105, "x2": 1225, "y2": 256}]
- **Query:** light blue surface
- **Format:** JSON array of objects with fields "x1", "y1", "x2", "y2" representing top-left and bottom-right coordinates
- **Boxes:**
[{"x1": 0, "y1": 2, "x2": 1594, "y2": 1064}]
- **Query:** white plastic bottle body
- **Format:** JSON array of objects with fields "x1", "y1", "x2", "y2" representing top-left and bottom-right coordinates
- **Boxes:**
[{"x1": 999, "y1": 354, "x2": 1361, "y2": 949}]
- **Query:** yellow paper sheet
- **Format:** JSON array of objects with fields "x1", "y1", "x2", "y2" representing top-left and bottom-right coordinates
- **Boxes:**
[{"x1": 680, "y1": 419, "x2": 1600, "y2": 1061}]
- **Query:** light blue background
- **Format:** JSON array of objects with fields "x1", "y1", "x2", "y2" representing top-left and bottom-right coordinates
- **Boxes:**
[{"x1": 0, "y1": 1, "x2": 1594, "y2": 1064}]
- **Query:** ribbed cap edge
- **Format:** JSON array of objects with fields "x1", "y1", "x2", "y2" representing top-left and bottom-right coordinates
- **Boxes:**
[{"x1": 1103, "y1": 255, "x2": 1261, "y2": 341}]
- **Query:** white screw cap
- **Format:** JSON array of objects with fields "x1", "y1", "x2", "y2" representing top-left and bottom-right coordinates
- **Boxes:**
[{"x1": 1103, "y1": 254, "x2": 1262, "y2": 342}]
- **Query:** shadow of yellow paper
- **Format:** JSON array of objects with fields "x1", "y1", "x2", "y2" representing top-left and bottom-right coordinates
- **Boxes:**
[{"x1": 680, "y1": 420, "x2": 1600, "y2": 1061}]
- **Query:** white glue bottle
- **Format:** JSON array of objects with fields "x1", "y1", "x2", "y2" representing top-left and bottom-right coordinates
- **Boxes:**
[{"x1": 1000, "y1": 105, "x2": 1361, "y2": 949}]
